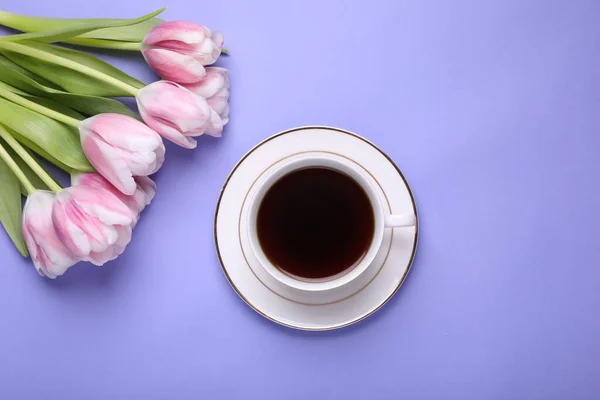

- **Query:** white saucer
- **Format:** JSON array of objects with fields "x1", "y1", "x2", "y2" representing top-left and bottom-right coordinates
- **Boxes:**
[{"x1": 214, "y1": 127, "x2": 419, "y2": 330}]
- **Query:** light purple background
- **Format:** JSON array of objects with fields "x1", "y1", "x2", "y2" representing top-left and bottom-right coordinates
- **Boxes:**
[{"x1": 1, "y1": 0, "x2": 599, "y2": 399}]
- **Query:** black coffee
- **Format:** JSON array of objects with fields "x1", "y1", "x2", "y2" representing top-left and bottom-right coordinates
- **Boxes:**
[{"x1": 257, "y1": 167, "x2": 375, "y2": 279}]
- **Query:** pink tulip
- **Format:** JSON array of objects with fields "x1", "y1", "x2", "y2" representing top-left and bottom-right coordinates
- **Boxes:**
[
  {"x1": 80, "y1": 113, "x2": 165, "y2": 196},
  {"x1": 182, "y1": 67, "x2": 230, "y2": 135},
  {"x1": 132, "y1": 176, "x2": 157, "y2": 214},
  {"x1": 51, "y1": 184, "x2": 136, "y2": 266},
  {"x1": 142, "y1": 21, "x2": 224, "y2": 84},
  {"x1": 72, "y1": 173, "x2": 156, "y2": 227},
  {"x1": 22, "y1": 191, "x2": 78, "y2": 278},
  {"x1": 137, "y1": 81, "x2": 221, "y2": 149}
]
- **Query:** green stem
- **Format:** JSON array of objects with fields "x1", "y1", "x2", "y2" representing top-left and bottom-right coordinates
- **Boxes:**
[
  {"x1": 0, "y1": 125, "x2": 62, "y2": 193},
  {"x1": 221, "y1": 48, "x2": 229, "y2": 55},
  {"x1": 0, "y1": 133, "x2": 35, "y2": 194},
  {"x1": 67, "y1": 37, "x2": 142, "y2": 51},
  {"x1": 0, "y1": 41, "x2": 140, "y2": 96},
  {"x1": 0, "y1": 84, "x2": 80, "y2": 128},
  {"x1": 0, "y1": 11, "x2": 13, "y2": 24}
]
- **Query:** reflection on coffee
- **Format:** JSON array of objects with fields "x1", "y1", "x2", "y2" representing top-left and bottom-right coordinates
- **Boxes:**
[{"x1": 257, "y1": 167, "x2": 374, "y2": 279}]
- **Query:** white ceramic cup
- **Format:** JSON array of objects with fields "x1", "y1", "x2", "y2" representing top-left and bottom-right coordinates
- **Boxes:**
[{"x1": 247, "y1": 154, "x2": 416, "y2": 293}]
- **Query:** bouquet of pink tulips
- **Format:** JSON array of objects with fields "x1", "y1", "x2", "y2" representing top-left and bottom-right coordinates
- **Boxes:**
[{"x1": 0, "y1": 8, "x2": 230, "y2": 278}]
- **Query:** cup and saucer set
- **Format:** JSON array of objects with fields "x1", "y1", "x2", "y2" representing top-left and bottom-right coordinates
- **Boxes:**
[{"x1": 214, "y1": 126, "x2": 418, "y2": 331}]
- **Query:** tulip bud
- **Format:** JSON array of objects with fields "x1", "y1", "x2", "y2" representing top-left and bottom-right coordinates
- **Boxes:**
[
  {"x1": 182, "y1": 67, "x2": 230, "y2": 136},
  {"x1": 142, "y1": 21, "x2": 224, "y2": 84},
  {"x1": 79, "y1": 113, "x2": 165, "y2": 195},
  {"x1": 22, "y1": 191, "x2": 78, "y2": 278},
  {"x1": 72, "y1": 173, "x2": 156, "y2": 227},
  {"x1": 51, "y1": 185, "x2": 136, "y2": 266},
  {"x1": 137, "y1": 81, "x2": 217, "y2": 149}
]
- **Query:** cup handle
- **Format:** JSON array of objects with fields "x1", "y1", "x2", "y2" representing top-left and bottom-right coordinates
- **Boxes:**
[{"x1": 384, "y1": 214, "x2": 416, "y2": 228}]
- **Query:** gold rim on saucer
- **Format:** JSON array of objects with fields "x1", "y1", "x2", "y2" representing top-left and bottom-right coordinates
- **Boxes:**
[{"x1": 213, "y1": 126, "x2": 419, "y2": 331}]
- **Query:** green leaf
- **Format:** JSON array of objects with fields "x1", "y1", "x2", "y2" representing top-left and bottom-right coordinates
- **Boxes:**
[
  {"x1": 0, "y1": 54, "x2": 61, "y2": 89},
  {"x1": 0, "y1": 81, "x2": 85, "y2": 120},
  {"x1": 0, "y1": 11, "x2": 163, "y2": 42},
  {"x1": 76, "y1": 18, "x2": 161, "y2": 41},
  {"x1": 0, "y1": 56, "x2": 137, "y2": 117},
  {"x1": 0, "y1": 137, "x2": 52, "y2": 195},
  {"x1": 23, "y1": 96, "x2": 85, "y2": 120},
  {"x1": 0, "y1": 8, "x2": 165, "y2": 44},
  {"x1": 0, "y1": 152, "x2": 27, "y2": 256},
  {"x1": 29, "y1": 91, "x2": 138, "y2": 118},
  {"x1": 42, "y1": 93, "x2": 137, "y2": 118},
  {"x1": 0, "y1": 81, "x2": 85, "y2": 119},
  {"x1": 11, "y1": 135, "x2": 71, "y2": 172},
  {"x1": 0, "y1": 97, "x2": 92, "y2": 172},
  {"x1": 1, "y1": 41, "x2": 145, "y2": 96},
  {"x1": 2, "y1": 41, "x2": 144, "y2": 96}
]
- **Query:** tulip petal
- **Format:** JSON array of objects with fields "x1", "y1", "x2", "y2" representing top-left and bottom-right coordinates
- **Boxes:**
[
  {"x1": 23, "y1": 191, "x2": 78, "y2": 278},
  {"x1": 143, "y1": 49, "x2": 207, "y2": 84},
  {"x1": 112, "y1": 147, "x2": 158, "y2": 176},
  {"x1": 205, "y1": 109, "x2": 224, "y2": 137},
  {"x1": 87, "y1": 225, "x2": 132, "y2": 266},
  {"x1": 53, "y1": 189, "x2": 123, "y2": 257},
  {"x1": 184, "y1": 67, "x2": 227, "y2": 98},
  {"x1": 192, "y1": 39, "x2": 221, "y2": 65},
  {"x1": 137, "y1": 81, "x2": 212, "y2": 148},
  {"x1": 135, "y1": 176, "x2": 157, "y2": 208},
  {"x1": 144, "y1": 119, "x2": 198, "y2": 148},
  {"x1": 82, "y1": 114, "x2": 163, "y2": 152},
  {"x1": 153, "y1": 143, "x2": 166, "y2": 174},
  {"x1": 139, "y1": 82, "x2": 210, "y2": 131},
  {"x1": 142, "y1": 21, "x2": 223, "y2": 82},
  {"x1": 52, "y1": 191, "x2": 93, "y2": 256},
  {"x1": 207, "y1": 92, "x2": 229, "y2": 116},
  {"x1": 143, "y1": 21, "x2": 211, "y2": 47},
  {"x1": 82, "y1": 130, "x2": 137, "y2": 195},
  {"x1": 73, "y1": 173, "x2": 156, "y2": 230},
  {"x1": 79, "y1": 114, "x2": 164, "y2": 196},
  {"x1": 182, "y1": 68, "x2": 230, "y2": 131},
  {"x1": 70, "y1": 187, "x2": 134, "y2": 226},
  {"x1": 211, "y1": 30, "x2": 225, "y2": 49}
]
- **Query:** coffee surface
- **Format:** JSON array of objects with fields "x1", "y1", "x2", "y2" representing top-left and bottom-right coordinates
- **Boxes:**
[{"x1": 257, "y1": 167, "x2": 375, "y2": 279}]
